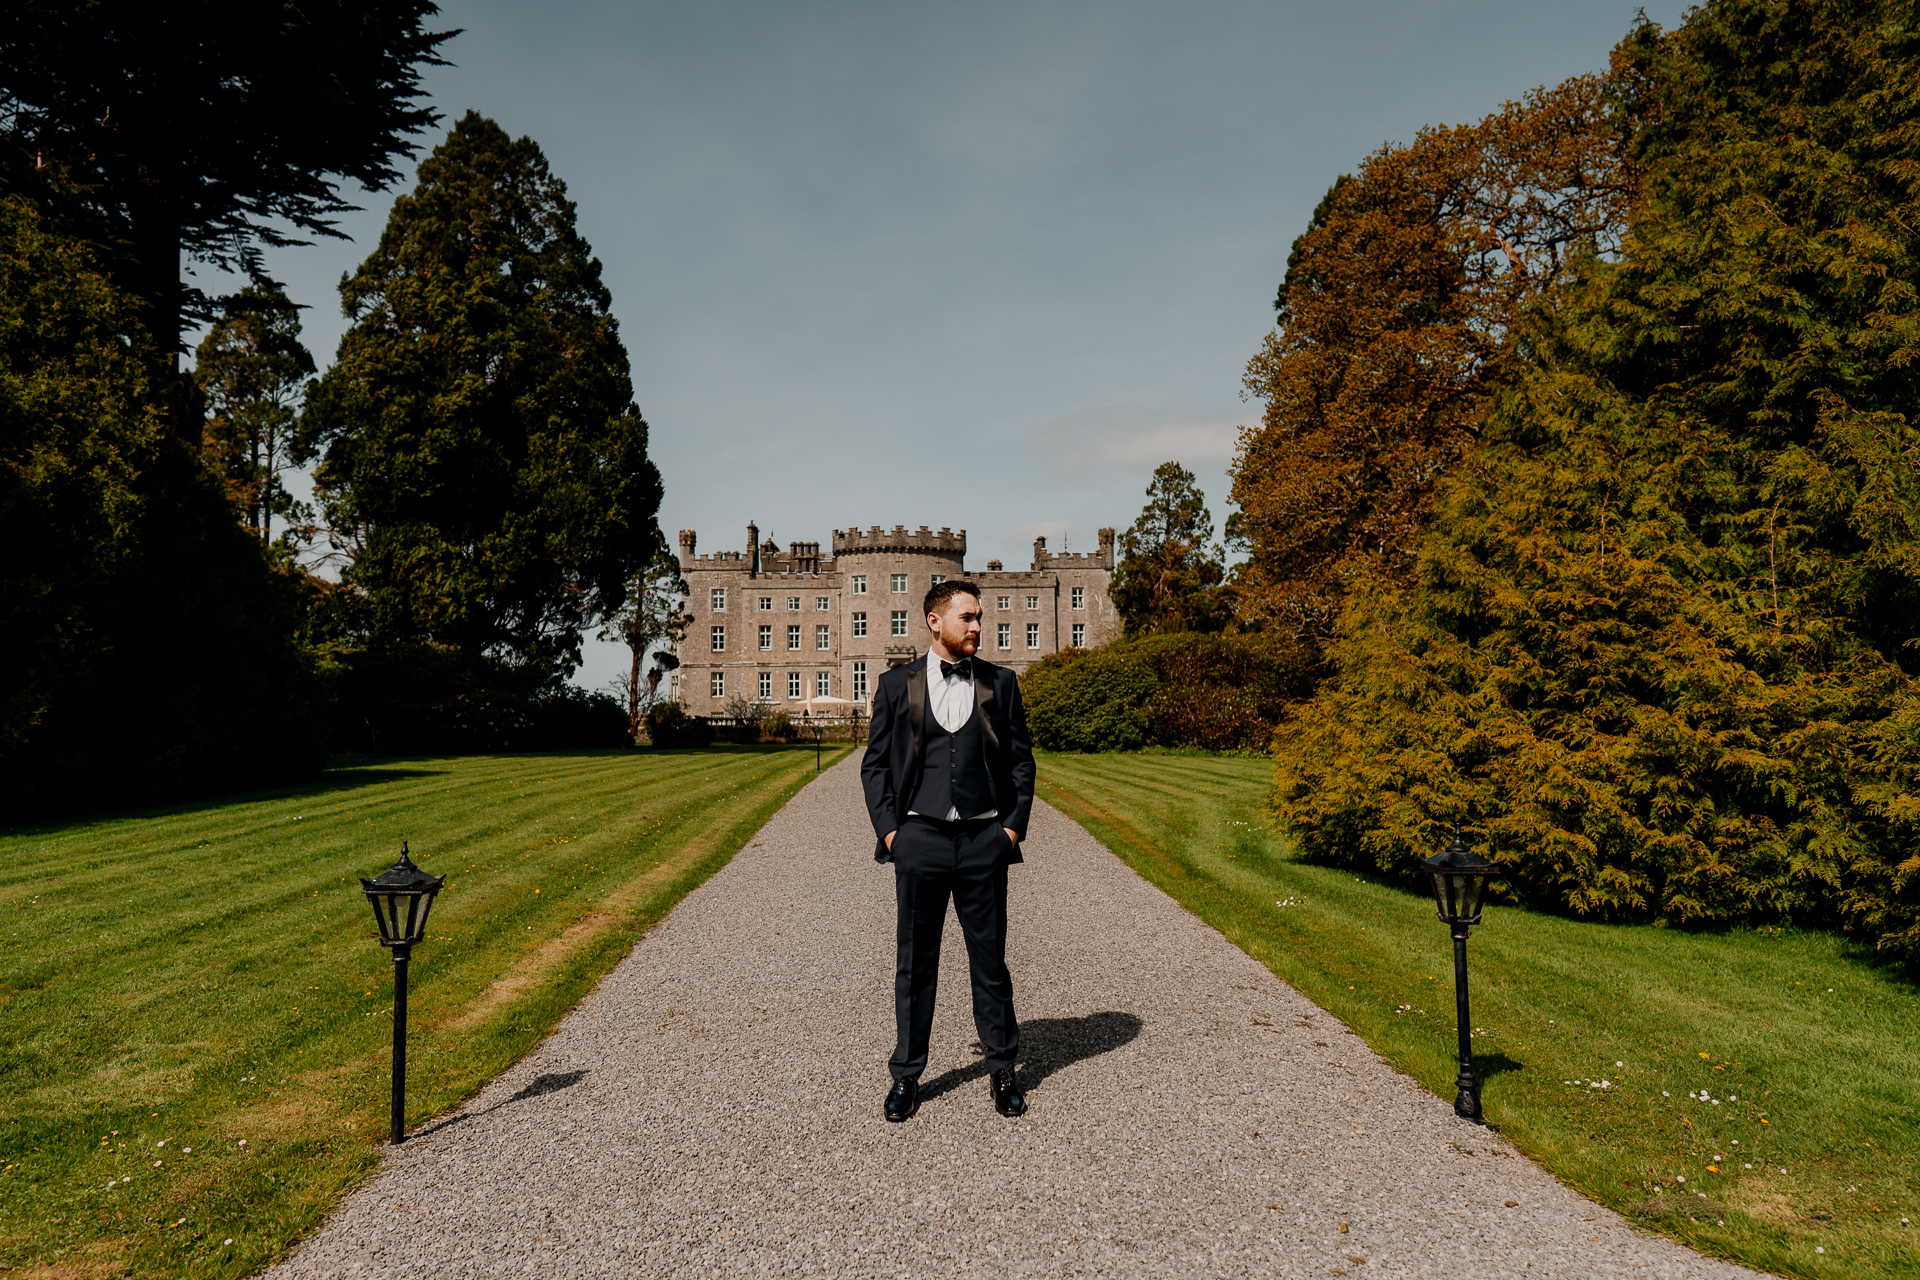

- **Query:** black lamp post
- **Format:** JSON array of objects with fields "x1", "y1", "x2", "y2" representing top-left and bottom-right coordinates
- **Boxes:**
[
  {"x1": 1420, "y1": 830, "x2": 1501, "y2": 1123},
  {"x1": 360, "y1": 842, "x2": 445, "y2": 1145}
]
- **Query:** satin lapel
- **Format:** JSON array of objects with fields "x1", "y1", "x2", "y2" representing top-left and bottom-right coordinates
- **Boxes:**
[
  {"x1": 973, "y1": 667, "x2": 1002, "y2": 753},
  {"x1": 907, "y1": 660, "x2": 927, "y2": 761}
]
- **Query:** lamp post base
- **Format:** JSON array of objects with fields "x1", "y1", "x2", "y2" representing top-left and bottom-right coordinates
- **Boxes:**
[{"x1": 1454, "y1": 1084, "x2": 1485, "y2": 1123}]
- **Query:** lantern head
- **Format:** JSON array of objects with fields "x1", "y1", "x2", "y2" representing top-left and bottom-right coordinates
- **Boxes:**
[
  {"x1": 1420, "y1": 831, "x2": 1501, "y2": 927},
  {"x1": 360, "y1": 841, "x2": 445, "y2": 948}
]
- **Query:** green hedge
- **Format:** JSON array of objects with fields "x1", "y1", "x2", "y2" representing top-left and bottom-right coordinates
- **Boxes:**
[{"x1": 1021, "y1": 632, "x2": 1309, "y2": 753}]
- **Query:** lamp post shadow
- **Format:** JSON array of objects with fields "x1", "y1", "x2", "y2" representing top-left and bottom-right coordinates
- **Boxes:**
[{"x1": 406, "y1": 1070, "x2": 591, "y2": 1141}]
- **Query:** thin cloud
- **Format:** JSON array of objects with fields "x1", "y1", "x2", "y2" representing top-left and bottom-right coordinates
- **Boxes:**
[{"x1": 1026, "y1": 406, "x2": 1248, "y2": 476}]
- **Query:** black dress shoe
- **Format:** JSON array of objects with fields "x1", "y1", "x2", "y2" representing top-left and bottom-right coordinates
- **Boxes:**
[
  {"x1": 884, "y1": 1076, "x2": 919, "y2": 1122},
  {"x1": 990, "y1": 1068, "x2": 1026, "y2": 1117}
]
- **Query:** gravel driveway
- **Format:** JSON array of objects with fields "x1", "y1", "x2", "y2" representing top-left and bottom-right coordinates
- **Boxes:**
[{"x1": 269, "y1": 753, "x2": 1757, "y2": 1278}]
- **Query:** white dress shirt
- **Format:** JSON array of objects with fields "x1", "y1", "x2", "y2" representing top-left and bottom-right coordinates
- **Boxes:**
[{"x1": 911, "y1": 651, "x2": 986, "y2": 821}]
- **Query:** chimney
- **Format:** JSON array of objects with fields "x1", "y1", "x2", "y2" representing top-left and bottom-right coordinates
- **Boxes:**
[
  {"x1": 1098, "y1": 527, "x2": 1116, "y2": 568},
  {"x1": 1032, "y1": 534, "x2": 1048, "y2": 570},
  {"x1": 678, "y1": 529, "x2": 697, "y2": 562},
  {"x1": 747, "y1": 521, "x2": 760, "y2": 576}
]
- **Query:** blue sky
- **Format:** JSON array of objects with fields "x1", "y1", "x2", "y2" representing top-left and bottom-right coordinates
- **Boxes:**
[{"x1": 213, "y1": 0, "x2": 1685, "y2": 692}]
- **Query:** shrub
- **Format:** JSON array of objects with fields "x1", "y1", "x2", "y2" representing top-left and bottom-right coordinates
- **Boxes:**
[
  {"x1": 1022, "y1": 632, "x2": 1308, "y2": 753},
  {"x1": 642, "y1": 700, "x2": 713, "y2": 748},
  {"x1": 765, "y1": 710, "x2": 800, "y2": 742},
  {"x1": 330, "y1": 645, "x2": 633, "y2": 753}
]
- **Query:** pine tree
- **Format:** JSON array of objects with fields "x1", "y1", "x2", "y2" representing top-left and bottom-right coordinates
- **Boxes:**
[
  {"x1": 299, "y1": 112, "x2": 665, "y2": 681},
  {"x1": 195, "y1": 284, "x2": 315, "y2": 547},
  {"x1": 1110, "y1": 462, "x2": 1231, "y2": 635}
]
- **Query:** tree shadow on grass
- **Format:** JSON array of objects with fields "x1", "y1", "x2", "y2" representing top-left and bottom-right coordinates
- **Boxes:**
[
  {"x1": 0, "y1": 763, "x2": 451, "y2": 838},
  {"x1": 919, "y1": 1011, "x2": 1144, "y2": 1102},
  {"x1": 408, "y1": 1070, "x2": 590, "y2": 1141}
]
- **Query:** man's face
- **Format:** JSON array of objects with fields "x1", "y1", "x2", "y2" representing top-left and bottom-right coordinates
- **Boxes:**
[{"x1": 927, "y1": 592, "x2": 982, "y2": 656}]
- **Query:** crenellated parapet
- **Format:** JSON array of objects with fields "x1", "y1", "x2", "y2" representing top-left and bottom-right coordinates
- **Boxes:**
[
  {"x1": 831, "y1": 524, "x2": 967, "y2": 557},
  {"x1": 1031, "y1": 527, "x2": 1117, "y2": 571}
]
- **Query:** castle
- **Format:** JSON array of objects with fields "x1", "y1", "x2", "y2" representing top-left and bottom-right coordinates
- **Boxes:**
[{"x1": 669, "y1": 522, "x2": 1120, "y2": 713}]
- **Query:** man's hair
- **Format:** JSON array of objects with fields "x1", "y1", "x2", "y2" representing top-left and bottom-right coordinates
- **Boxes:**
[{"x1": 923, "y1": 579, "x2": 981, "y2": 620}]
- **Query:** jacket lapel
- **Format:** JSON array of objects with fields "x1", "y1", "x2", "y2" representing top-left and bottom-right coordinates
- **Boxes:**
[
  {"x1": 973, "y1": 664, "x2": 1002, "y2": 754},
  {"x1": 907, "y1": 658, "x2": 928, "y2": 761}
]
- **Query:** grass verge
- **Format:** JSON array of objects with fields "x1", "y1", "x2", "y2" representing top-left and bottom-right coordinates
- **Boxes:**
[
  {"x1": 1036, "y1": 749, "x2": 1919, "y2": 1280},
  {"x1": 0, "y1": 744, "x2": 852, "y2": 1279}
]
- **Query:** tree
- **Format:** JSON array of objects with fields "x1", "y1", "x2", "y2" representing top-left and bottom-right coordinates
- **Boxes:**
[
  {"x1": 1272, "y1": 0, "x2": 1920, "y2": 957},
  {"x1": 600, "y1": 541, "x2": 692, "y2": 735},
  {"x1": 194, "y1": 284, "x2": 315, "y2": 547},
  {"x1": 1109, "y1": 462, "x2": 1231, "y2": 634},
  {"x1": 1232, "y1": 74, "x2": 1635, "y2": 645},
  {"x1": 0, "y1": 1, "x2": 454, "y2": 426},
  {"x1": 0, "y1": 195, "x2": 322, "y2": 814},
  {"x1": 299, "y1": 112, "x2": 666, "y2": 682}
]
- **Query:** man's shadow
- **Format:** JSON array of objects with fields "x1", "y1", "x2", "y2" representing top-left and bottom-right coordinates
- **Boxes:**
[{"x1": 919, "y1": 1011, "x2": 1143, "y2": 1102}]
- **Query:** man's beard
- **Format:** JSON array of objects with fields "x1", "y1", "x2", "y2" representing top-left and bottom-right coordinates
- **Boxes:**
[{"x1": 937, "y1": 623, "x2": 978, "y2": 655}]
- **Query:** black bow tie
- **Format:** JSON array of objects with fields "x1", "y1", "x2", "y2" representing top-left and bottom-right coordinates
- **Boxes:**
[{"x1": 939, "y1": 658, "x2": 971, "y2": 680}]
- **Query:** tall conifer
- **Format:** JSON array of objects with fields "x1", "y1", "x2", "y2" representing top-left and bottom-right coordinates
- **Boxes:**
[{"x1": 300, "y1": 113, "x2": 664, "y2": 681}]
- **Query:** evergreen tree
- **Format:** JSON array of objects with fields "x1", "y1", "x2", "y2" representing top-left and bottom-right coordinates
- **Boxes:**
[
  {"x1": 300, "y1": 112, "x2": 665, "y2": 681},
  {"x1": 0, "y1": 0, "x2": 453, "y2": 418},
  {"x1": 1110, "y1": 462, "x2": 1231, "y2": 634},
  {"x1": 195, "y1": 284, "x2": 315, "y2": 547},
  {"x1": 1272, "y1": 0, "x2": 1920, "y2": 956},
  {"x1": 0, "y1": 196, "x2": 322, "y2": 814}
]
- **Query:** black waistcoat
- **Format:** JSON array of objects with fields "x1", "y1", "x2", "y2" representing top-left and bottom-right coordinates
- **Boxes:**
[{"x1": 914, "y1": 689, "x2": 996, "y2": 820}]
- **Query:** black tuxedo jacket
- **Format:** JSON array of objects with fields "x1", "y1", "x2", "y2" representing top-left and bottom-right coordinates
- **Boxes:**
[{"x1": 860, "y1": 653, "x2": 1036, "y2": 863}]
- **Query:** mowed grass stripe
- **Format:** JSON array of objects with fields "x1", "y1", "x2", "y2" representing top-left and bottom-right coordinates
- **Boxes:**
[
  {"x1": 1036, "y1": 750, "x2": 1920, "y2": 1280},
  {"x1": 0, "y1": 744, "x2": 852, "y2": 1280}
]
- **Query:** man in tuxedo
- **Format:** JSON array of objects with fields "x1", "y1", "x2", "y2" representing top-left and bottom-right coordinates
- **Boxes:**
[{"x1": 861, "y1": 579, "x2": 1035, "y2": 1122}]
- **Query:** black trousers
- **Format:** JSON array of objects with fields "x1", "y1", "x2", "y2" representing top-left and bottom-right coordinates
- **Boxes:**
[{"x1": 890, "y1": 814, "x2": 1020, "y2": 1079}]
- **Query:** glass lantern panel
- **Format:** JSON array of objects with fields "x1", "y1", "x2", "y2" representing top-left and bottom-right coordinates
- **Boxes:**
[
  {"x1": 1456, "y1": 873, "x2": 1487, "y2": 920},
  {"x1": 386, "y1": 892, "x2": 409, "y2": 940},
  {"x1": 415, "y1": 891, "x2": 437, "y2": 939}
]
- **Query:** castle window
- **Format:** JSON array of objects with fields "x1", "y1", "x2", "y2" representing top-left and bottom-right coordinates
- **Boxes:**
[
  {"x1": 815, "y1": 671, "x2": 831, "y2": 698},
  {"x1": 710, "y1": 588, "x2": 726, "y2": 611},
  {"x1": 786, "y1": 596, "x2": 801, "y2": 610},
  {"x1": 758, "y1": 625, "x2": 772, "y2": 650},
  {"x1": 1026, "y1": 623, "x2": 1040, "y2": 649},
  {"x1": 1071, "y1": 586, "x2": 1085, "y2": 609},
  {"x1": 997, "y1": 623, "x2": 1011, "y2": 650},
  {"x1": 890, "y1": 610, "x2": 908, "y2": 636},
  {"x1": 890, "y1": 574, "x2": 908, "y2": 593},
  {"x1": 816, "y1": 625, "x2": 831, "y2": 650},
  {"x1": 758, "y1": 596, "x2": 772, "y2": 611},
  {"x1": 788, "y1": 671, "x2": 803, "y2": 698},
  {"x1": 851, "y1": 575, "x2": 867, "y2": 594},
  {"x1": 852, "y1": 612, "x2": 867, "y2": 637},
  {"x1": 710, "y1": 671, "x2": 725, "y2": 697},
  {"x1": 852, "y1": 661, "x2": 868, "y2": 702},
  {"x1": 996, "y1": 595, "x2": 1010, "y2": 610},
  {"x1": 710, "y1": 625, "x2": 726, "y2": 652},
  {"x1": 758, "y1": 671, "x2": 772, "y2": 699},
  {"x1": 1025, "y1": 595, "x2": 1039, "y2": 610},
  {"x1": 1072, "y1": 623, "x2": 1085, "y2": 647},
  {"x1": 930, "y1": 575, "x2": 944, "y2": 587},
  {"x1": 787, "y1": 625, "x2": 802, "y2": 650},
  {"x1": 815, "y1": 596, "x2": 830, "y2": 610}
]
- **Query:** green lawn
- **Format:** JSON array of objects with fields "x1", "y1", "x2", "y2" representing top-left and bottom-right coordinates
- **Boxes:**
[
  {"x1": 1037, "y1": 750, "x2": 1919, "y2": 1280},
  {"x1": 0, "y1": 744, "x2": 851, "y2": 1279}
]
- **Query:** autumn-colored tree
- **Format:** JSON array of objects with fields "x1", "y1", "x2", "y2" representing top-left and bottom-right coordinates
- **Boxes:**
[
  {"x1": 1272, "y1": 0, "x2": 1920, "y2": 956},
  {"x1": 194, "y1": 284, "x2": 315, "y2": 546},
  {"x1": 1231, "y1": 74, "x2": 1635, "y2": 645},
  {"x1": 1109, "y1": 462, "x2": 1232, "y2": 634}
]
